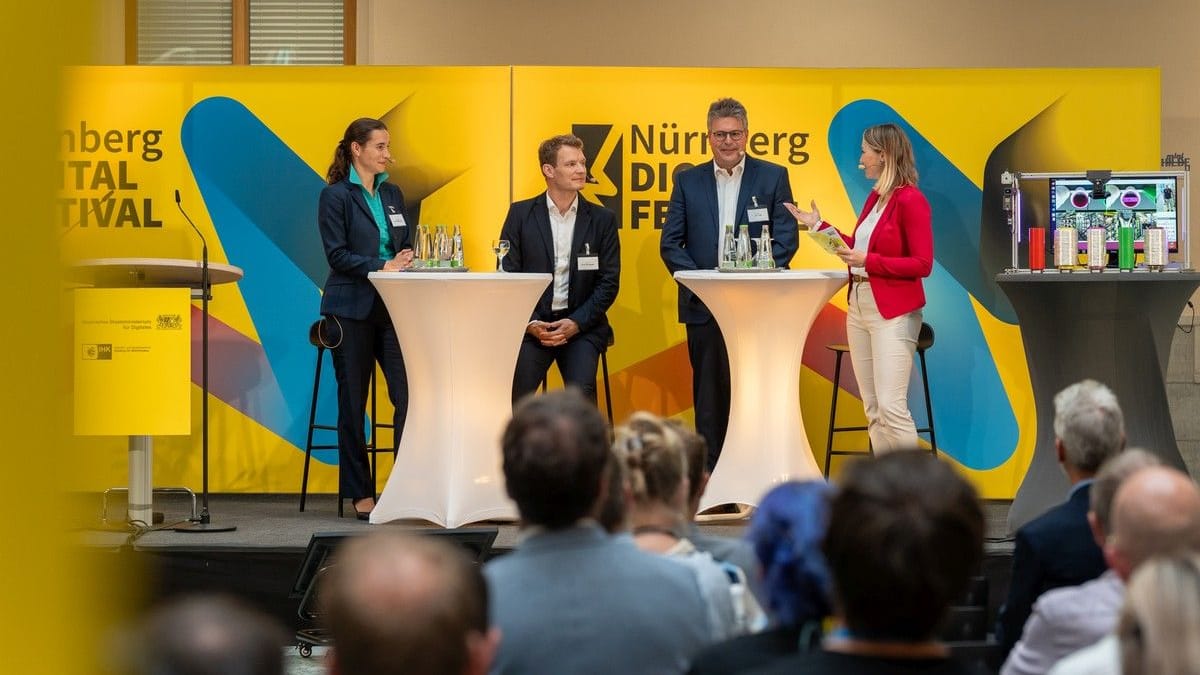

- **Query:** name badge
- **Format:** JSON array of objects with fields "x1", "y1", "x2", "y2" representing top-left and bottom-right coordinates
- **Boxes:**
[
  {"x1": 577, "y1": 256, "x2": 599, "y2": 271},
  {"x1": 387, "y1": 213, "x2": 407, "y2": 228},
  {"x1": 747, "y1": 207, "x2": 769, "y2": 223}
]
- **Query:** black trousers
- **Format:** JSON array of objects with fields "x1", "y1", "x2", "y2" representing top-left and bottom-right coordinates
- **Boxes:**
[
  {"x1": 686, "y1": 319, "x2": 730, "y2": 472},
  {"x1": 512, "y1": 332, "x2": 602, "y2": 406},
  {"x1": 329, "y1": 297, "x2": 408, "y2": 501}
]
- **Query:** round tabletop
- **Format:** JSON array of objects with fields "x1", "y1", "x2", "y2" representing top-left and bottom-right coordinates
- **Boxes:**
[{"x1": 68, "y1": 257, "x2": 244, "y2": 288}]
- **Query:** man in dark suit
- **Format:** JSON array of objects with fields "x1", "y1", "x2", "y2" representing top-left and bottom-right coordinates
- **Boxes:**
[
  {"x1": 660, "y1": 98, "x2": 798, "y2": 470},
  {"x1": 500, "y1": 134, "x2": 620, "y2": 405},
  {"x1": 996, "y1": 379, "x2": 1125, "y2": 655}
]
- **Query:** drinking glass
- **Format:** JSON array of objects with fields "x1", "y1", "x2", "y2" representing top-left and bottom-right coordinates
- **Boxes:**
[{"x1": 492, "y1": 239, "x2": 511, "y2": 272}]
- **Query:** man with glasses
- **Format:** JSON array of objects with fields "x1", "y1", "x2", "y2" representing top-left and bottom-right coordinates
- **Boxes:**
[{"x1": 660, "y1": 97, "x2": 798, "y2": 472}]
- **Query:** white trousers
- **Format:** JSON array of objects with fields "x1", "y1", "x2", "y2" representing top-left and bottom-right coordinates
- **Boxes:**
[{"x1": 846, "y1": 282, "x2": 922, "y2": 453}]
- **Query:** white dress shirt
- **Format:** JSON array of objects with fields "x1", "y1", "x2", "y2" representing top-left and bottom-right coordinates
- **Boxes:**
[
  {"x1": 713, "y1": 156, "x2": 745, "y2": 260},
  {"x1": 546, "y1": 193, "x2": 577, "y2": 312}
]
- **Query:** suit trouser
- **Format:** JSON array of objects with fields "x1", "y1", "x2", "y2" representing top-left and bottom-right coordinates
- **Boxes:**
[
  {"x1": 329, "y1": 296, "x2": 408, "y2": 501},
  {"x1": 686, "y1": 319, "x2": 731, "y2": 471},
  {"x1": 512, "y1": 332, "x2": 602, "y2": 405},
  {"x1": 846, "y1": 281, "x2": 921, "y2": 452}
]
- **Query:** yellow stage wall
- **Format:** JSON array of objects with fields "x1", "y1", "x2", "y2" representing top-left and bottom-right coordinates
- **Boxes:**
[{"x1": 60, "y1": 66, "x2": 1159, "y2": 499}]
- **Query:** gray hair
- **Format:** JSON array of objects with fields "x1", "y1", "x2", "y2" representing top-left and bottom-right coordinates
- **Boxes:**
[
  {"x1": 1053, "y1": 379, "x2": 1124, "y2": 473},
  {"x1": 707, "y1": 97, "x2": 748, "y2": 129},
  {"x1": 1090, "y1": 448, "x2": 1161, "y2": 533}
]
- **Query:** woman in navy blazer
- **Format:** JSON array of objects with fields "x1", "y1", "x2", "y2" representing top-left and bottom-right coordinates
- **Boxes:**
[
  {"x1": 788, "y1": 123, "x2": 933, "y2": 452},
  {"x1": 318, "y1": 118, "x2": 414, "y2": 519}
]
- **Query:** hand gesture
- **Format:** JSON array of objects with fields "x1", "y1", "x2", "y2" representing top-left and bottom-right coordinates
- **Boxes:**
[{"x1": 784, "y1": 200, "x2": 822, "y2": 229}]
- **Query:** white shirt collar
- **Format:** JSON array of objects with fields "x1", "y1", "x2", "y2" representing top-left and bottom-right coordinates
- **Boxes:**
[
  {"x1": 712, "y1": 155, "x2": 746, "y2": 178},
  {"x1": 546, "y1": 192, "x2": 579, "y2": 217}
]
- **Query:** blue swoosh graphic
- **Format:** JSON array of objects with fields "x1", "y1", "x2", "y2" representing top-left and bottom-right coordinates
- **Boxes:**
[
  {"x1": 182, "y1": 96, "x2": 340, "y2": 463},
  {"x1": 828, "y1": 100, "x2": 1017, "y2": 470}
]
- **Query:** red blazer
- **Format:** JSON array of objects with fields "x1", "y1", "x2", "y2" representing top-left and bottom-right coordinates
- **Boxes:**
[{"x1": 822, "y1": 185, "x2": 933, "y2": 319}]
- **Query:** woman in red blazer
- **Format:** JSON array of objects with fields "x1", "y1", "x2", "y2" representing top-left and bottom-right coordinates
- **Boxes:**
[{"x1": 787, "y1": 123, "x2": 933, "y2": 452}]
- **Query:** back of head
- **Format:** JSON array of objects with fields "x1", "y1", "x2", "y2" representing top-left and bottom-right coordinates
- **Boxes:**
[
  {"x1": 134, "y1": 595, "x2": 286, "y2": 675},
  {"x1": 1109, "y1": 466, "x2": 1200, "y2": 575},
  {"x1": 1089, "y1": 448, "x2": 1161, "y2": 534},
  {"x1": 502, "y1": 389, "x2": 611, "y2": 529},
  {"x1": 823, "y1": 451, "x2": 983, "y2": 641},
  {"x1": 595, "y1": 449, "x2": 628, "y2": 533},
  {"x1": 662, "y1": 418, "x2": 708, "y2": 509},
  {"x1": 320, "y1": 532, "x2": 490, "y2": 675},
  {"x1": 1117, "y1": 552, "x2": 1200, "y2": 675},
  {"x1": 1053, "y1": 379, "x2": 1125, "y2": 474},
  {"x1": 746, "y1": 480, "x2": 833, "y2": 627},
  {"x1": 613, "y1": 412, "x2": 688, "y2": 514}
]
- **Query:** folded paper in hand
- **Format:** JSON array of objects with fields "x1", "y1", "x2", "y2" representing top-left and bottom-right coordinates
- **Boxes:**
[{"x1": 807, "y1": 227, "x2": 848, "y2": 256}]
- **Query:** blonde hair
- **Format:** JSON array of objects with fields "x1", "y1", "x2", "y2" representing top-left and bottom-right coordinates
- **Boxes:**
[
  {"x1": 863, "y1": 123, "x2": 918, "y2": 197},
  {"x1": 612, "y1": 412, "x2": 688, "y2": 509},
  {"x1": 1118, "y1": 553, "x2": 1200, "y2": 675}
]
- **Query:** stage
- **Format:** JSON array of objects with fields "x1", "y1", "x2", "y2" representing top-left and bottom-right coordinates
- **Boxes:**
[{"x1": 75, "y1": 493, "x2": 1017, "y2": 636}]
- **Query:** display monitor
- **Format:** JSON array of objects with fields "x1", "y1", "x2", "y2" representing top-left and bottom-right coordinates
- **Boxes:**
[
  {"x1": 1049, "y1": 175, "x2": 1179, "y2": 252},
  {"x1": 289, "y1": 527, "x2": 499, "y2": 621}
]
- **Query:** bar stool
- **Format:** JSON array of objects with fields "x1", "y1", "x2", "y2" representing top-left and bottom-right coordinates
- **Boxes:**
[
  {"x1": 823, "y1": 322, "x2": 938, "y2": 477},
  {"x1": 540, "y1": 332, "x2": 615, "y2": 425},
  {"x1": 299, "y1": 318, "x2": 395, "y2": 517}
]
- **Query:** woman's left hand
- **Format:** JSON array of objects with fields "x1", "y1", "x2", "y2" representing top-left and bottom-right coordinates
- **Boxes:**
[{"x1": 837, "y1": 247, "x2": 867, "y2": 267}]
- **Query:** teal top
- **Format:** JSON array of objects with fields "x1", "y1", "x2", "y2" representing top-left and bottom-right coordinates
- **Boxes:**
[{"x1": 349, "y1": 165, "x2": 393, "y2": 259}]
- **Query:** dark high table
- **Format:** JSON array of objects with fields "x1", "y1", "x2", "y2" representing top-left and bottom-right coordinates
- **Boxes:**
[{"x1": 997, "y1": 271, "x2": 1200, "y2": 532}]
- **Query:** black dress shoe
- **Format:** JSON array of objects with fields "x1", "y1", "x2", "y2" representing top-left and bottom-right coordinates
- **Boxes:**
[{"x1": 355, "y1": 508, "x2": 371, "y2": 521}]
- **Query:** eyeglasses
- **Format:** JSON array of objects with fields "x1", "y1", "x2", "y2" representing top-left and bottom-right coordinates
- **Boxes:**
[{"x1": 709, "y1": 130, "x2": 746, "y2": 142}]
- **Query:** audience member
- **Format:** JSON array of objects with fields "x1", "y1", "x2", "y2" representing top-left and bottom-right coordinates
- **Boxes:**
[
  {"x1": 596, "y1": 448, "x2": 629, "y2": 533},
  {"x1": 1001, "y1": 450, "x2": 1160, "y2": 675},
  {"x1": 486, "y1": 390, "x2": 712, "y2": 674},
  {"x1": 688, "y1": 480, "x2": 832, "y2": 675},
  {"x1": 665, "y1": 418, "x2": 764, "y2": 603},
  {"x1": 320, "y1": 531, "x2": 497, "y2": 675},
  {"x1": 1116, "y1": 553, "x2": 1200, "y2": 675},
  {"x1": 615, "y1": 412, "x2": 762, "y2": 640},
  {"x1": 997, "y1": 379, "x2": 1125, "y2": 653},
  {"x1": 126, "y1": 594, "x2": 287, "y2": 675},
  {"x1": 749, "y1": 450, "x2": 984, "y2": 674},
  {"x1": 1049, "y1": 465, "x2": 1200, "y2": 675}
]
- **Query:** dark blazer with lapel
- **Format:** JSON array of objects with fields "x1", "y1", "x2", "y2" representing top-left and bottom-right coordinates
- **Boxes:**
[
  {"x1": 318, "y1": 179, "x2": 412, "y2": 320},
  {"x1": 996, "y1": 483, "x2": 1107, "y2": 654},
  {"x1": 660, "y1": 154, "x2": 799, "y2": 324},
  {"x1": 498, "y1": 192, "x2": 621, "y2": 348}
]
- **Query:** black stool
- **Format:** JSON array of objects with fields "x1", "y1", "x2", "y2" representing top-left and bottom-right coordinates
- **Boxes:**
[
  {"x1": 299, "y1": 319, "x2": 395, "y2": 517},
  {"x1": 823, "y1": 322, "x2": 937, "y2": 477},
  {"x1": 540, "y1": 332, "x2": 615, "y2": 425}
]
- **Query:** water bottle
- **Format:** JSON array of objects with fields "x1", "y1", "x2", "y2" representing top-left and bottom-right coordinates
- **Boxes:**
[
  {"x1": 413, "y1": 225, "x2": 428, "y2": 268},
  {"x1": 435, "y1": 225, "x2": 451, "y2": 267},
  {"x1": 720, "y1": 224, "x2": 736, "y2": 269},
  {"x1": 452, "y1": 224, "x2": 464, "y2": 267},
  {"x1": 756, "y1": 223, "x2": 774, "y2": 269},
  {"x1": 736, "y1": 224, "x2": 752, "y2": 268}
]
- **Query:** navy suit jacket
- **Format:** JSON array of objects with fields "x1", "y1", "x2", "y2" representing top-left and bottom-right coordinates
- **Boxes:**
[
  {"x1": 660, "y1": 155, "x2": 799, "y2": 324},
  {"x1": 996, "y1": 483, "x2": 1107, "y2": 654},
  {"x1": 318, "y1": 179, "x2": 412, "y2": 320},
  {"x1": 499, "y1": 192, "x2": 620, "y2": 348}
]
